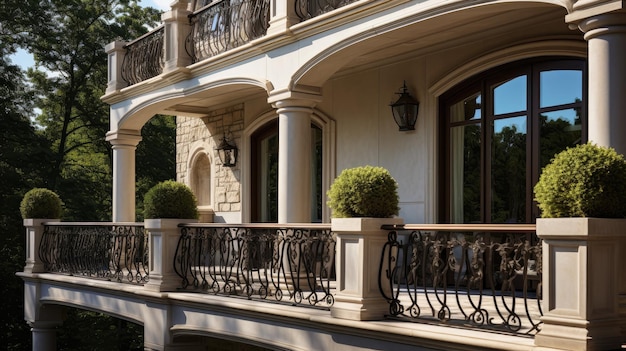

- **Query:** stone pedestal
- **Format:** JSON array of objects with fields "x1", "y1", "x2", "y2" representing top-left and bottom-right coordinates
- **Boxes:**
[
  {"x1": 23, "y1": 218, "x2": 58, "y2": 273},
  {"x1": 535, "y1": 218, "x2": 626, "y2": 351},
  {"x1": 145, "y1": 219, "x2": 197, "y2": 292},
  {"x1": 330, "y1": 217, "x2": 403, "y2": 321}
]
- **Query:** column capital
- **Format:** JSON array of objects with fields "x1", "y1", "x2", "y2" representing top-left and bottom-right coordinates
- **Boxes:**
[
  {"x1": 566, "y1": 0, "x2": 626, "y2": 26},
  {"x1": 267, "y1": 87, "x2": 322, "y2": 109},
  {"x1": 578, "y1": 12, "x2": 626, "y2": 39},
  {"x1": 106, "y1": 129, "x2": 142, "y2": 147}
]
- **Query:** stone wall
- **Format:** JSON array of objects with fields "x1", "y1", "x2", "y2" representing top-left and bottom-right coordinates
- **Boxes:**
[{"x1": 176, "y1": 104, "x2": 243, "y2": 214}]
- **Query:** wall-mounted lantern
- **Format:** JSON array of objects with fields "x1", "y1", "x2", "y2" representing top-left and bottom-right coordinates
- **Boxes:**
[
  {"x1": 390, "y1": 81, "x2": 419, "y2": 131},
  {"x1": 215, "y1": 134, "x2": 238, "y2": 167}
]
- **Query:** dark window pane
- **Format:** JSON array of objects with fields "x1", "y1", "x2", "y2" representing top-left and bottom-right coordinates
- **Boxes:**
[
  {"x1": 491, "y1": 116, "x2": 527, "y2": 223},
  {"x1": 450, "y1": 123, "x2": 481, "y2": 223},
  {"x1": 539, "y1": 108, "x2": 582, "y2": 169},
  {"x1": 450, "y1": 92, "x2": 482, "y2": 123}
]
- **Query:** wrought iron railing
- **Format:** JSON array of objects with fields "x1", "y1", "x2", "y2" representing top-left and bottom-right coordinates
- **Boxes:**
[
  {"x1": 379, "y1": 224, "x2": 542, "y2": 335},
  {"x1": 39, "y1": 223, "x2": 149, "y2": 284},
  {"x1": 186, "y1": 0, "x2": 270, "y2": 63},
  {"x1": 175, "y1": 223, "x2": 335, "y2": 308},
  {"x1": 121, "y1": 26, "x2": 165, "y2": 86},
  {"x1": 295, "y1": 0, "x2": 360, "y2": 21}
]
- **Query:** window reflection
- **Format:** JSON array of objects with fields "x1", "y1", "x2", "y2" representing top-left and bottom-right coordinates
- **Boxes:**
[
  {"x1": 493, "y1": 76, "x2": 527, "y2": 115},
  {"x1": 540, "y1": 70, "x2": 582, "y2": 108},
  {"x1": 491, "y1": 116, "x2": 527, "y2": 223}
]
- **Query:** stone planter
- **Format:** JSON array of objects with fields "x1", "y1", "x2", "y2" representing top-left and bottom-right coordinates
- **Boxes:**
[
  {"x1": 535, "y1": 217, "x2": 626, "y2": 351},
  {"x1": 23, "y1": 218, "x2": 59, "y2": 273},
  {"x1": 330, "y1": 217, "x2": 403, "y2": 321},
  {"x1": 144, "y1": 218, "x2": 197, "y2": 292}
]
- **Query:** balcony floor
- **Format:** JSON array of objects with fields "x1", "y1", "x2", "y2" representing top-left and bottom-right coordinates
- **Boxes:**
[{"x1": 20, "y1": 272, "x2": 545, "y2": 351}]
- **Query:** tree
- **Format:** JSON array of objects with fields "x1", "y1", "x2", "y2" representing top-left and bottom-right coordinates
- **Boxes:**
[
  {"x1": 0, "y1": 27, "x2": 51, "y2": 351},
  {"x1": 22, "y1": 0, "x2": 162, "y2": 220}
]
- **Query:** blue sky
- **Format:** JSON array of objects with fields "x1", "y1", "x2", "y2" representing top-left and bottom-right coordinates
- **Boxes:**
[{"x1": 11, "y1": 0, "x2": 170, "y2": 70}]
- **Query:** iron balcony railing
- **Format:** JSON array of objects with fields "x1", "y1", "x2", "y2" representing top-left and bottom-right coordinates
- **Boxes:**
[
  {"x1": 121, "y1": 25, "x2": 165, "y2": 86},
  {"x1": 186, "y1": 0, "x2": 270, "y2": 63},
  {"x1": 295, "y1": 0, "x2": 360, "y2": 21},
  {"x1": 379, "y1": 224, "x2": 542, "y2": 335},
  {"x1": 175, "y1": 223, "x2": 336, "y2": 309},
  {"x1": 39, "y1": 223, "x2": 149, "y2": 284}
]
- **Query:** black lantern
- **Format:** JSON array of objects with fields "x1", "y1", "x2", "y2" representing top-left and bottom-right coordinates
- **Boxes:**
[
  {"x1": 215, "y1": 134, "x2": 238, "y2": 167},
  {"x1": 390, "y1": 81, "x2": 419, "y2": 131}
]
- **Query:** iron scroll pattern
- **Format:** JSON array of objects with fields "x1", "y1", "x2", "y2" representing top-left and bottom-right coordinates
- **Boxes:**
[
  {"x1": 39, "y1": 224, "x2": 149, "y2": 284},
  {"x1": 174, "y1": 225, "x2": 336, "y2": 309},
  {"x1": 186, "y1": 0, "x2": 270, "y2": 63},
  {"x1": 379, "y1": 230, "x2": 542, "y2": 335},
  {"x1": 121, "y1": 26, "x2": 165, "y2": 86},
  {"x1": 295, "y1": 0, "x2": 359, "y2": 21}
]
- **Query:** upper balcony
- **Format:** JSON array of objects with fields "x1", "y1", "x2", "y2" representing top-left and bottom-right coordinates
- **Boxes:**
[{"x1": 105, "y1": 0, "x2": 367, "y2": 96}]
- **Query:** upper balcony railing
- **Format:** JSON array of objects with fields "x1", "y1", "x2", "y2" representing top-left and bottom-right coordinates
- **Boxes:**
[
  {"x1": 186, "y1": 0, "x2": 270, "y2": 63},
  {"x1": 108, "y1": 0, "x2": 367, "y2": 89},
  {"x1": 121, "y1": 26, "x2": 165, "y2": 86}
]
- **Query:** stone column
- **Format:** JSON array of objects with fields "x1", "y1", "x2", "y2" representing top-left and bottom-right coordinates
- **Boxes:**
[
  {"x1": 577, "y1": 12, "x2": 626, "y2": 155},
  {"x1": 267, "y1": 0, "x2": 300, "y2": 36},
  {"x1": 23, "y1": 295, "x2": 64, "y2": 351},
  {"x1": 269, "y1": 93, "x2": 320, "y2": 223},
  {"x1": 104, "y1": 40, "x2": 128, "y2": 94},
  {"x1": 162, "y1": 0, "x2": 192, "y2": 74},
  {"x1": 106, "y1": 129, "x2": 142, "y2": 222}
]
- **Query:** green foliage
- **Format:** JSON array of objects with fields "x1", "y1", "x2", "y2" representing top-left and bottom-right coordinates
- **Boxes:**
[
  {"x1": 20, "y1": 188, "x2": 63, "y2": 219},
  {"x1": 136, "y1": 115, "x2": 177, "y2": 221},
  {"x1": 144, "y1": 181, "x2": 199, "y2": 219},
  {"x1": 327, "y1": 166, "x2": 399, "y2": 218},
  {"x1": 534, "y1": 143, "x2": 626, "y2": 218}
]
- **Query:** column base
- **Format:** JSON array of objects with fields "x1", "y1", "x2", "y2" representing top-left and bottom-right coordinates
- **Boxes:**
[
  {"x1": 330, "y1": 295, "x2": 389, "y2": 321},
  {"x1": 535, "y1": 315, "x2": 622, "y2": 351}
]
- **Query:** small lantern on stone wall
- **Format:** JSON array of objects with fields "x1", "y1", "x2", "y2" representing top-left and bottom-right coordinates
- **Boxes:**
[{"x1": 215, "y1": 134, "x2": 238, "y2": 167}]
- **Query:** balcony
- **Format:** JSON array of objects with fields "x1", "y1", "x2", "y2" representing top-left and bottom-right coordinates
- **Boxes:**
[
  {"x1": 20, "y1": 219, "x2": 564, "y2": 350},
  {"x1": 104, "y1": 0, "x2": 384, "y2": 93}
]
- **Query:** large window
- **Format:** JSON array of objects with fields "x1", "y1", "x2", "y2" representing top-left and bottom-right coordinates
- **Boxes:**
[{"x1": 441, "y1": 59, "x2": 586, "y2": 223}]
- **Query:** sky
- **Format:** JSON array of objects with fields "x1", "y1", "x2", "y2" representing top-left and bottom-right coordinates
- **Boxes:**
[{"x1": 11, "y1": 0, "x2": 171, "y2": 70}]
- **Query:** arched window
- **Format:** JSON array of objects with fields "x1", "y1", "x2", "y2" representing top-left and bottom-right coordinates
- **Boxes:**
[{"x1": 440, "y1": 58, "x2": 586, "y2": 223}]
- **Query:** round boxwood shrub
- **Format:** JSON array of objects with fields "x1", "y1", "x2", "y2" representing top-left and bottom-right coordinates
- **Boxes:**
[
  {"x1": 327, "y1": 165, "x2": 399, "y2": 218},
  {"x1": 534, "y1": 143, "x2": 626, "y2": 218},
  {"x1": 20, "y1": 188, "x2": 63, "y2": 219},
  {"x1": 143, "y1": 181, "x2": 199, "y2": 219}
]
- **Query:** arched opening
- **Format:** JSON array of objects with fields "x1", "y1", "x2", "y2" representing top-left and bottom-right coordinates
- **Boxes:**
[{"x1": 440, "y1": 57, "x2": 587, "y2": 223}]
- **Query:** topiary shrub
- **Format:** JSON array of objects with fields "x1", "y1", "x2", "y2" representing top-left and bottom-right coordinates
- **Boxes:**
[
  {"x1": 20, "y1": 188, "x2": 63, "y2": 219},
  {"x1": 143, "y1": 180, "x2": 199, "y2": 219},
  {"x1": 327, "y1": 165, "x2": 399, "y2": 218},
  {"x1": 534, "y1": 143, "x2": 626, "y2": 218}
]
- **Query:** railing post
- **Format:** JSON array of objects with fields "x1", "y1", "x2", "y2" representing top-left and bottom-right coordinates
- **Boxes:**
[
  {"x1": 162, "y1": 0, "x2": 192, "y2": 74},
  {"x1": 267, "y1": 0, "x2": 299, "y2": 36},
  {"x1": 535, "y1": 218, "x2": 626, "y2": 351},
  {"x1": 145, "y1": 219, "x2": 197, "y2": 292},
  {"x1": 23, "y1": 219, "x2": 57, "y2": 273},
  {"x1": 330, "y1": 217, "x2": 403, "y2": 320},
  {"x1": 104, "y1": 40, "x2": 128, "y2": 94}
]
